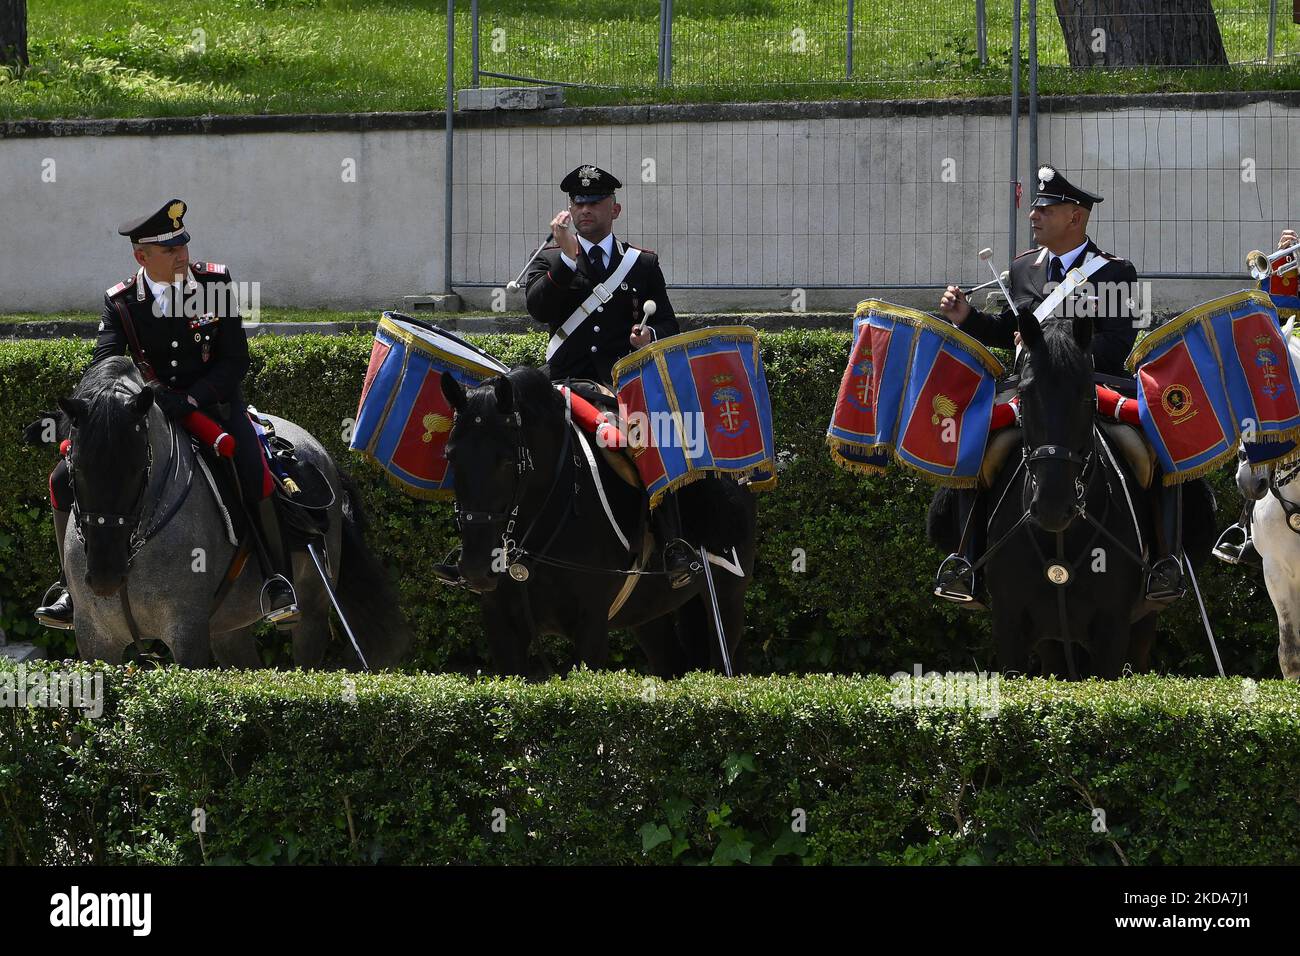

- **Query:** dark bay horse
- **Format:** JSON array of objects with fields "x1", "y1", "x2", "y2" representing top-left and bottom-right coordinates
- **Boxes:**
[
  {"x1": 54, "y1": 357, "x2": 410, "y2": 668},
  {"x1": 439, "y1": 365, "x2": 758, "y2": 677},
  {"x1": 929, "y1": 312, "x2": 1200, "y2": 678}
]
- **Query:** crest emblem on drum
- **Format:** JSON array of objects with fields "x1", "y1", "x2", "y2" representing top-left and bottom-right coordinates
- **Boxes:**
[
  {"x1": 1160, "y1": 384, "x2": 1195, "y2": 421},
  {"x1": 1254, "y1": 336, "x2": 1286, "y2": 400},
  {"x1": 422, "y1": 412, "x2": 452, "y2": 443},
  {"x1": 931, "y1": 393, "x2": 957, "y2": 426},
  {"x1": 711, "y1": 373, "x2": 748, "y2": 434}
]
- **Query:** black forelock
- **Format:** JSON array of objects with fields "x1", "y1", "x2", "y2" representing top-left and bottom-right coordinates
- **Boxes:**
[
  {"x1": 1032, "y1": 320, "x2": 1092, "y2": 393},
  {"x1": 72, "y1": 356, "x2": 148, "y2": 464}
]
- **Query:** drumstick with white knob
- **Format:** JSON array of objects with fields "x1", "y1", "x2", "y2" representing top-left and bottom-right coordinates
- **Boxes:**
[
  {"x1": 505, "y1": 232, "x2": 554, "y2": 292},
  {"x1": 966, "y1": 271, "x2": 1009, "y2": 294},
  {"x1": 978, "y1": 248, "x2": 1020, "y2": 316},
  {"x1": 633, "y1": 299, "x2": 657, "y2": 339}
]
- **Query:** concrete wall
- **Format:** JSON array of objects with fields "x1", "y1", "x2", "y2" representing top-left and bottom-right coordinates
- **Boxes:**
[{"x1": 2, "y1": 92, "x2": 1298, "y2": 316}]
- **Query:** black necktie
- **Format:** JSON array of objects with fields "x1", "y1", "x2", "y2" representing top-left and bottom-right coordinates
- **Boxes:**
[
  {"x1": 1049, "y1": 256, "x2": 1065, "y2": 284},
  {"x1": 588, "y1": 245, "x2": 605, "y2": 280}
]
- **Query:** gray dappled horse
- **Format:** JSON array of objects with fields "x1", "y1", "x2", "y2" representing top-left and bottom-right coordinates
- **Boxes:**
[{"x1": 55, "y1": 357, "x2": 410, "y2": 668}]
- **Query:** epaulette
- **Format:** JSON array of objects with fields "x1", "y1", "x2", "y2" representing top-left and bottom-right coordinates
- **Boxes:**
[
  {"x1": 192, "y1": 261, "x2": 228, "y2": 276},
  {"x1": 1013, "y1": 247, "x2": 1041, "y2": 260},
  {"x1": 627, "y1": 243, "x2": 656, "y2": 256},
  {"x1": 105, "y1": 274, "x2": 137, "y2": 298}
]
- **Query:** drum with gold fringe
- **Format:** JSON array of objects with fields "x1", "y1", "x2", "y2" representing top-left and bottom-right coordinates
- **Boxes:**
[
  {"x1": 1126, "y1": 290, "x2": 1300, "y2": 483},
  {"x1": 827, "y1": 300, "x2": 1004, "y2": 487},
  {"x1": 349, "y1": 312, "x2": 508, "y2": 499},
  {"x1": 611, "y1": 326, "x2": 777, "y2": 510}
]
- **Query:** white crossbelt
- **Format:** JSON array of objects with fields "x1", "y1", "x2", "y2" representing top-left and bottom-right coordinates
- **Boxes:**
[
  {"x1": 1032, "y1": 252, "x2": 1109, "y2": 323},
  {"x1": 545, "y1": 248, "x2": 641, "y2": 361},
  {"x1": 1015, "y1": 252, "x2": 1110, "y2": 363}
]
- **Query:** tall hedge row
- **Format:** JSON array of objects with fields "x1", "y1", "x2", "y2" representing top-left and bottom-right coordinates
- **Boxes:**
[
  {"x1": 0, "y1": 332, "x2": 1283, "y2": 676},
  {"x1": 3, "y1": 664, "x2": 1298, "y2": 865}
]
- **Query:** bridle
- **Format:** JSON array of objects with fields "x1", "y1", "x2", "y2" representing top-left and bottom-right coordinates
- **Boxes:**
[
  {"x1": 450, "y1": 406, "x2": 577, "y2": 583},
  {"x1": 67, "y1": 384, "x2": 156, "y2": 566}
]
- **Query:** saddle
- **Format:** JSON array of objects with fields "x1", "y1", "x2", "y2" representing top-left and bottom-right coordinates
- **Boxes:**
[{"x1": 980, "y1": 421, "x2": 1155, "y2": 490}]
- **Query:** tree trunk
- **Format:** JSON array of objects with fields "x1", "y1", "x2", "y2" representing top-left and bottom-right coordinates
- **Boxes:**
[
  {"x1": 1053, "y1": 0, "x2": 1228, "y2": 67},
  {"x1": 0, "y1": 0, "x2": 27, "y2": 70}
]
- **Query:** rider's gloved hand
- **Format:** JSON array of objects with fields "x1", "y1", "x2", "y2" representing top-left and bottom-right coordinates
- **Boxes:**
[{"x1": 149, "y1": 383, "x2": 197, "y2": 421}]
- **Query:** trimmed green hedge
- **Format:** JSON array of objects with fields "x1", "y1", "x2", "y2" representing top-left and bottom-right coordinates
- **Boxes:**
[
  {"x1": 3, "y1": 664, "x2": 1298, "y2": 865},
  {"x1": 0, "y1": 332, "x2": 1283, "y2": 675}
]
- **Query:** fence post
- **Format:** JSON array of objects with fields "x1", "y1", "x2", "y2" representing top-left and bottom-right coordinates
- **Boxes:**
[
  {"x1": 1268, "y1": 0, "x2": 1278, "y2": 64},
  {"x1": 471, "y1": 0, "x2": 480, "y2": 87},
  {"x1": 657, "y1": 0, "x2": 666, "y2": 85},
  {"x1": 664, "y1": 0, "x2": 674, "y2": 84},
  {"x1": 444, "y1": 0, "x2": 455, "y2": 295},
  {"x1": 1009, "y1": 0, "x2": 1021, "y2": 265},
  {"x1": 846, "y1": 0, "x2": 855, "y2": 79},
  {"x1": 977, "y1": 0, "x2": 988, "y2": 67},
  {"x1": 1028, "y1": 0, "x2": 1038, "y2": 203}
]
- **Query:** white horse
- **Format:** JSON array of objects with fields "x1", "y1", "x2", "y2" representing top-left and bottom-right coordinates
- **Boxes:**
[{"x1": 1231, "y1": 316, "x2": 1300, "y2": 679}]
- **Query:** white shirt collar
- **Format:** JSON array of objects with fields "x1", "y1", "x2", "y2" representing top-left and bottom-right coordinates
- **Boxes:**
[
  {"x1": 578, "y1": 233, "x2": 615, "y2": 261},
  {"x1": 1051, "y1": 238, "x2": 1091, "y2": 272},
  {"x1": 139, "y1": 265, "x2": 195, "y2": 315}
]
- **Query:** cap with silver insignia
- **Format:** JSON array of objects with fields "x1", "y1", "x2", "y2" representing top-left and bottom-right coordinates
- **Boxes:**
[
  {"x1": 560, "y1": 164, "x2": 622, "y2": 204},
  {"x1": 1032, "y1": 165, "x2": 1103, "y2": 210},
  {"x1": 118, "y1": 199, "x2": 191, "y2": 246}
]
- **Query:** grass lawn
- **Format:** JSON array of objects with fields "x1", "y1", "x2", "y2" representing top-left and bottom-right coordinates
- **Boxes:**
[{"x1": 1, "y1": 0, "x2": 1298, "y2": 119}]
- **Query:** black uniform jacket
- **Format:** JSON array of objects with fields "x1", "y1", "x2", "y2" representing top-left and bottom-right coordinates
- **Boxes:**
[
  {"x1": 94, "y1": 261, "x2": 247, "y2": 408},
  {"x1": 525, "y1": 236, "x2": 679, "y2": 384},
  {"x1": 959, "y1": 238, "x2": 1140, "y2": 377}
]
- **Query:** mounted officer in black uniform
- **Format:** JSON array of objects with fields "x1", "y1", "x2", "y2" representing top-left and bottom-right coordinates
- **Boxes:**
[
  {"x1": 35, "y1": 199, "x2": 299, "y2": 629},
  {"x1": 932, "y1": 165, "x2": 1185, "y2": 607},
  {"x1": 524, "y1": 164, "x2": 700, "y2": 588}
]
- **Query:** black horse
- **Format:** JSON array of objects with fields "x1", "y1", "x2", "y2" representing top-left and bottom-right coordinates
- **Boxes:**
[
  {"x1": 928, "y1": 310, "x2": 1213, "y2": 678},
  {"x1": 439, "y1": 365, "x2": 758, "y2": 677}
]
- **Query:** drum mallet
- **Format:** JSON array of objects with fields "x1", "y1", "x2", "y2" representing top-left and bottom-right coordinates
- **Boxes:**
[
  {"x1": 633, "y1": 299, "x2": 657, "y2": 339},
  {"x1": 966, "y1": 270, "x2": 1009, "y2": 294},
  {"x1": 505, "y1": 232, "x2": 554, "y2": 292},
  {"x1": 978, "y1": 248, "x2": 1019, "y2": 315}
]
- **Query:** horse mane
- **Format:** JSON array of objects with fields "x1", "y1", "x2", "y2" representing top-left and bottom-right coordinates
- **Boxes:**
[
  {"x1": 72, "y1": 355, "x2": 147, "y2": 465},
  {"x1": 1033, "y1": 320, "x2": 1093, "y2": 395}
]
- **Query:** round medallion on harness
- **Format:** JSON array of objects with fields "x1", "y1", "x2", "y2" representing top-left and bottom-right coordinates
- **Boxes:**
[
  {"x1": 1046, "y1": 563, "x2": 1071, "y2": 585},
  {"x1": 1289, "y1": 512, "x2": 1300, "y2": 532},
  {"x1": 508, "y1": 563, "x2": 530, "y2": 582}
]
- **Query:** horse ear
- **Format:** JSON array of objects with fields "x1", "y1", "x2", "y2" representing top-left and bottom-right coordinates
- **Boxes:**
[
  {"x1": 1072, "y1": 314, "x2": 1093, "y2": 352},
  {"x1": 57, "y1": 397, "x2": 88, "y2": 423},
  {"x1": 129, "y1": 389, "x2": 154, "y2": 418},
  {"x1": 493, "y1": 376, "x2": 514, "y2": 415},
  {"x1": 1016, "y1": 309, "x2": 1044, "y2": 352},
  {"x1": 441, "y1": 373, "x2": 466, "y2": 412}
]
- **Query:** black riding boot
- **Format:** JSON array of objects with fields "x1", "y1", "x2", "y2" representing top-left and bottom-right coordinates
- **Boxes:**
[
  {"x1": 1213, "y1": 500, "x2": 1261, "y2": 567},
  {"x1": 934, "y1": 489, "x2": 987, "y2": 610},
  {"x1": 251, "y1": 496, "x2": 300, "y2": 627},
  {"x1": 1146, "y1": 484, "x2": 1186, "y2": 604},
  {"x1": 654, "y1": 495, "x2": 702, "y2": 589},
  {"x1": 34, "y1": 508, "x2": 74, "y2": 630}
]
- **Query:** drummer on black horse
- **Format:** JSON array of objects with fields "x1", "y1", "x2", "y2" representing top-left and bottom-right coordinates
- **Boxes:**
[
  {"x1": 35, "y1": 199, "x2": 299, "y2": 629},
  {"x1": 524, "y1": 164, "x2": 701, "y2": 588},
  {"x1": 932, "y1": 165, "x2": 1186, "y2": 607}
]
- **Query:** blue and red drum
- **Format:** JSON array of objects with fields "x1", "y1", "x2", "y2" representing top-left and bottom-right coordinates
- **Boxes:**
[
  {"x1": 1127, "y1": 290, "x2": 1300, "y2": 482},
  {"x1": 611, "y1": 326, "x2": 777, "y2": 509},
  {"x1": 350, "y1": 312, "x2": 508, "y2": 498},
  {"x1": 827, "y1": 300, "x2": 1004, "y2": 487}
]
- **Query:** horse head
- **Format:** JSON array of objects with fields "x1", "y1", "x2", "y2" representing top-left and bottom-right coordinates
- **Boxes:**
[
  {"x1": 57, "y1": 357, "x2": 156, "y2": 597},
  {"x1": 440, "y1": 365, "x2": 565, "y2": 592},
  {"x1": 1016, "y1": 309, "x2": 1096, "y2": 533}
]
